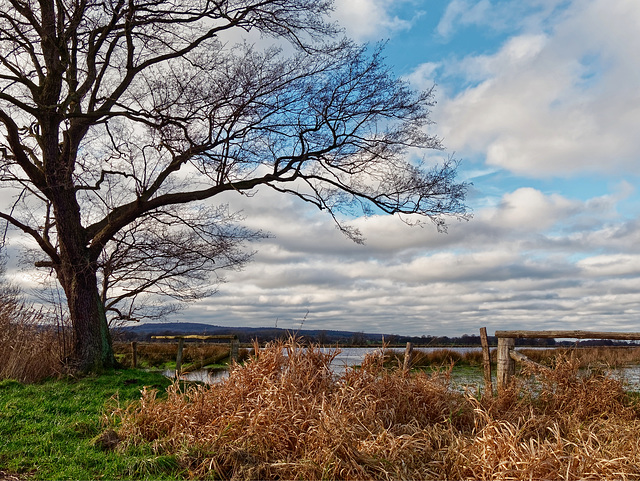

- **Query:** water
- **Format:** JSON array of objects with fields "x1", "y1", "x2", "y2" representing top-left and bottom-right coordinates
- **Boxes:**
[
  {"x1": 162, "y1": 346, "x2": 640, "y2": 391},
  {"x1": 164, "y1": 346, "x2": 481, "y2": 383},
  {"x1": 163, "y1": 367, "x2": 229, "y2": 383}
]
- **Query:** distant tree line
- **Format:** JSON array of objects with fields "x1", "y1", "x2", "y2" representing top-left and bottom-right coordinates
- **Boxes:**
[{"x1": 114, "y1": 324, "x2": 640, "y2": 347}]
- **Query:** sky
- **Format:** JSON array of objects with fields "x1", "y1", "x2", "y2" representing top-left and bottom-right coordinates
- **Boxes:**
[{"x1": 5, "y1": 0, "x2": 640, "y2": 337}]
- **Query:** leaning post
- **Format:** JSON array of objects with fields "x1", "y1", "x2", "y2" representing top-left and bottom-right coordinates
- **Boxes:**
[
  {"x1": 175, "y1": 337, "x2": 185, "y2": 377},
  {"x1": 496, "y1": 336, "x2": 515, "y2": 392},
  {"x1": 479, "y1": 327, "x2": 493, "y2": 398}
]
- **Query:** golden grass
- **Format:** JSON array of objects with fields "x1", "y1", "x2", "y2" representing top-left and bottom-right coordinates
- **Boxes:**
[
  {"x1": 0, "y1": 296, "x2": 64, "y2": 382},
  {"x1": 412, "y1": 348, "x2": 484, "y2": 367},
  {"x1": 377, "y1": 348, "x2": 485, "y2": 371},
  {"x1": 520, "y1": 346, "x2": 640, "y2": 368},
  {"x1": 113, "y1": 340, "x2": 640, "y2": 480}
]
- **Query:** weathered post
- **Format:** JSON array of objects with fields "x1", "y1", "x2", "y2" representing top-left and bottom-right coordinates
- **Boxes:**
[
  {"x1": 175, "y1": 337, "x2": 185, "y2": 377},
  {"x1": 131, "y1": 341, "x2": 138, "y2": 368},
  {"x1": 479, "y1": 327, "x2": 493, "y2": 398},
  {"x1": 496, "y1": 336, "x2": 515, "y2": 392},
  {"x1": 230, "y1": 338, "x2": 239, "y2": 363},
  {"x1": 403, "y1": 342, "x2": 413, "y2": 376}
]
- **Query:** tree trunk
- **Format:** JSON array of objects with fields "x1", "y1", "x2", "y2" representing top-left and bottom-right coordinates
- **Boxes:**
[
  {"x1": 50, "y1": 183, "x2": 117, "y2": 373},
  {"x1": 60, "y1": 264, "x2": 116, "y2": 372}
]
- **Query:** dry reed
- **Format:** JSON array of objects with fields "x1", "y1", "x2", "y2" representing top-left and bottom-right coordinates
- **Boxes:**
[
  {"x1": 0, "y1": 294, "x2": 64, "y2": 382},
  {"x1": 113, "y1": 340, "x2": 640, "y2": 480},
  {"x1": 412, "y1": 348, "x2": 484, "y2": 367},
  {"x1": 521, "y1": 346, "x2": 640, "y2": 368}
]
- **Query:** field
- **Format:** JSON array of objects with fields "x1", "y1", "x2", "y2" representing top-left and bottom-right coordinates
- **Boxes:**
[
  {"x1": 4, "y1": 341, "x2": 640, "y2": 479},
  {"x1": 112, "y1": 341, "x2": 246, "y2": 371}
]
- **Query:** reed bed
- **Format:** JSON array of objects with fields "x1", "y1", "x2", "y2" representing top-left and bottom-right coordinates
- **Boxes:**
[
  {"x1": 0, "y1": 294, "x2": 64, "y2": 383},
  {"x1": 113, "y1": 340, "x2": 640, "y2": 480},
  {"x1": 411, "y1": 348, "x2": 484, "y2": 367},
  {"x1": 379, "y1": 348, "x2": 484, "y2": 370},
  {"x1": 520, "y1": 345, "x2": 640, "y2": 368},
  {"x1": 387, "y1": 346, "x2": 640, "y2": 371}
]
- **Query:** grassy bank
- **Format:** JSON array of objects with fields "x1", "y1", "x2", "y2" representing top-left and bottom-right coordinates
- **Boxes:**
[
  {"x1": 0, "y1": 369, "x2": 174, "y2": 480},
  {"x1": 398, "y1": 346, "x2": 640, "y2": 369},
  {"x1": 520, "y1": 345, "x2": 640, "y2": 367}
]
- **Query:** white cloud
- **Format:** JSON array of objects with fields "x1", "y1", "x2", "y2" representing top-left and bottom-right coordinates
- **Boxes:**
[
  {"x1": 332, "y1": 0, "x2": 418, "y2": 41},
  {"x1": 436, "y1": 0, "x2": 493, "y2": 39},
  {"x1": 578, "y1": 254, "x2": 640, "y2": 278},
  {"x1": 484, "y1": 187, "x2": 578, "y2": 231},
  {"x1": 405, "y1": 62, "x2": 440, "y2": 90},
  {"x1": 425, "y1": 0, "x2": 640, "y2": 177},
  {"x1": 169, "y1": 182, "x2": 640, "y2": 336}
]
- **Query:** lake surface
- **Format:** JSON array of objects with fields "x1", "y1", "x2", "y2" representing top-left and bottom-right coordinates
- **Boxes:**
[
  {"x1": 163, "y1": 346, "x2": 640, "y2": 391},
  {"x1": 165, "y1": 346, "x2": 478, "y2": 383}
]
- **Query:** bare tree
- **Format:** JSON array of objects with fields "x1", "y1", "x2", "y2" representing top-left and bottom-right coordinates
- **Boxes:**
[
  {"x1": 0, "y1": 0, "x2": 469, "y2": 372},
  {"x1": 98, "y1": 204, "x2": 264, "y2": 326}
]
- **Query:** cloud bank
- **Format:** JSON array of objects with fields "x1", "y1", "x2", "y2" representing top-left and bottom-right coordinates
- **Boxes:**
[{"x1": 3, "y1": 0, "x2": 640, "y2": 338}]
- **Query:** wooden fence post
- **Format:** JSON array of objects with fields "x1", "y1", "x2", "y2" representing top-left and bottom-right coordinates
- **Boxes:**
[
  {"x1": 403, "y1": 342, "x2": 413, "y2": 375},
  {"x1": 230, "y1": 338, "x2": 239, "y2": 363},
  {"x1": 479, "y1": 328, "x2": 492, "y2": 398},
  {"x1": 496, "y1": 337, "x2": 515, "y2": 392},
  {"x1": 175, "y1": 337, "x2": 185, "y2": 376},
  {"x1": 131, "y1": 341, "x2": 138, "y2": 368}
]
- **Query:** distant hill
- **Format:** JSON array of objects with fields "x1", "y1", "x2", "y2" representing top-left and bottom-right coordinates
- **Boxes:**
[
  {"x1": 116, "y1": 322, "x2": 388, "y2": 344},
  {"x1": 114, "y1": 322, "x2": 637, "y2": 347},
  {"x1": 115, "y1": 322, "x2": 501, "y2": 346}
]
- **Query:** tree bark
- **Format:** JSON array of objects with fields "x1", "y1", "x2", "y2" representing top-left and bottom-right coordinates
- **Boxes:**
[
  {"x1": 50, "y1": 183, "x2": 116, "y2": 372},
  {"x1": 59, "y1": 263, "x2": 116, "y2": 372}
]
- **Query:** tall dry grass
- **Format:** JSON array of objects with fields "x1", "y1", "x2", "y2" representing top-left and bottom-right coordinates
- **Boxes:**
[
  {"x1": 113, "y1": 340, "x2": 640, "y2": 480},
  {"x1": 521, "y1": 346, "x2": 640, "y2": 368},
  {"x1": 375, "y1": 348, "x2": 485, "y2": 371},
  {"x1": 0, "y1": 291, "x2": 65, "y2": 382},
  {"x1": 409, "y1": 348, "x2": 484, "y2": 367}
]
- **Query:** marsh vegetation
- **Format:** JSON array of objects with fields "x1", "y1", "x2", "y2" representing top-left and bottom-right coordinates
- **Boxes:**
[{"x1": 111, "y1": 339, "x2": 640, "y2": 480}]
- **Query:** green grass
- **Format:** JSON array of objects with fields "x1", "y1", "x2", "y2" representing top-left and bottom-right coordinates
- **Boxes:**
[{"x1": 0, "y1": 369, "x2": 179, "y2": 480}]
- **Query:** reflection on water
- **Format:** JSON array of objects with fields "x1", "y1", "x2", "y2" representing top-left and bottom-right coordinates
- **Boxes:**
[
  {"x1": 161, "y1": 347, "x2": 640, "y2": 391},
  {"x1": 163, "y1": 368, "x2": 229, "y2": 383}
]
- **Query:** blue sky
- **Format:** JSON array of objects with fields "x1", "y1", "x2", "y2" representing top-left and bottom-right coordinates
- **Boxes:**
[
  {"x1": 5, "y1": 0, "x2": 640, "y2": 337},
  {"x1": 204, "y1": 0, "x2": 640, "y2": 337}
]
